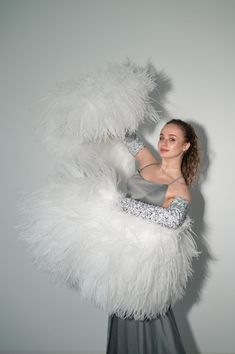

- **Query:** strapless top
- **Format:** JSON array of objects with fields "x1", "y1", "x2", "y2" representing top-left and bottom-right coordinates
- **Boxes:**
[{"x1": 126, "y1": 172, "x2": 168, "y2": 206}]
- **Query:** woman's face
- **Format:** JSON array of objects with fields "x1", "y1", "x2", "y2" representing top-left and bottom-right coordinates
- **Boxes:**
[{"x1": 157, "y1": 123, "x2": 190, "y2": 158}]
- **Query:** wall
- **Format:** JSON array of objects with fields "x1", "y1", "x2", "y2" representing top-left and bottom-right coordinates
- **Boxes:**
[{"x1": 1, "y1": 0, "x2": 234, "y2": 353}]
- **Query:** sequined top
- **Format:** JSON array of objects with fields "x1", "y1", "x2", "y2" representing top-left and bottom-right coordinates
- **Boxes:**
[{"x1": 120, "y1": 172, "x2": 190, "y2": 229}]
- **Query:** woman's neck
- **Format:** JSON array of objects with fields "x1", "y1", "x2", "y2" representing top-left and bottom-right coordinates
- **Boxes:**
[{"x1": 160, "y1": 158, "x2": 182, "y2": 178}]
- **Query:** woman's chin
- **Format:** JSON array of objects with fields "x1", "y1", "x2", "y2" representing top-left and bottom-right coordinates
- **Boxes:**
[{"x1": 159, "y1": 151, "x2": 169, "y2": 157}]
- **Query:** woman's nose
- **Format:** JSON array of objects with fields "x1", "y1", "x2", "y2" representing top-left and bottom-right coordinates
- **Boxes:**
[{"x1": 161, "y1": 140, "x2": 168, "y2": 146}]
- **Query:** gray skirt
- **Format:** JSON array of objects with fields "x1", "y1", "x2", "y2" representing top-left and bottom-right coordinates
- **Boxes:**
[{"x1": 106, "y1": 308, "x2": 186, "y2": 354}]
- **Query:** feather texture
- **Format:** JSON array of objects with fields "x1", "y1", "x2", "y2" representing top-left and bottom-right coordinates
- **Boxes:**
[
  {"x1": 33, "y1": 59, "x2": 159, "y2": 159},
  {"x1": 16, "y1": 169, "x2": 199, "y2": 320},
  {"x1": 17, "y1": 59, "x2": 199, "y2": 320}
]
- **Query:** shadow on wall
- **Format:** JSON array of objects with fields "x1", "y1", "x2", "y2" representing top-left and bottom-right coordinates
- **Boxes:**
[
  {"x1": 175, "y1": 121, "x2": 215, "y2": 354},
  {"x1": 138, "y1": 63, "x2": 215, "y2": 354}
]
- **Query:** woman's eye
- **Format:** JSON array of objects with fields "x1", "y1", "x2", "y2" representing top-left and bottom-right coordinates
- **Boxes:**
[{"x1": 169, "y1": 138, "x2": 175, "y2": 142}]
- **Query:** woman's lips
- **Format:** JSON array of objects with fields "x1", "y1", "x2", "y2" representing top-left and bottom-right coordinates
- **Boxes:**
[{"x1": 160, "y1": 148, "x2": 169, "y2": 152}]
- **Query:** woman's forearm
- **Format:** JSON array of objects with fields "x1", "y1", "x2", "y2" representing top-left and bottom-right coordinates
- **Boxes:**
[{"x1": 120, "y1": 196, "x2": 189, "y2": 229}]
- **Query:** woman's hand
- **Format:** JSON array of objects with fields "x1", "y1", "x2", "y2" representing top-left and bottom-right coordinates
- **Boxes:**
[{"x1": 121, "y1": 131, "x2": 159, "y2": 168}]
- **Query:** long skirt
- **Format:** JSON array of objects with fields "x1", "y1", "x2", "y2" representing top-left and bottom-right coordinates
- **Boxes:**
[{"x1": 106, "y1": 307, "x2": 186, "y2": 354}]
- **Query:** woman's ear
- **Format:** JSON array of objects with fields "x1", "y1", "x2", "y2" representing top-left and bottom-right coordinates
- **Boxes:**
[{"x1": 183, "y1": 142, "x2": 191, "y2": 152}]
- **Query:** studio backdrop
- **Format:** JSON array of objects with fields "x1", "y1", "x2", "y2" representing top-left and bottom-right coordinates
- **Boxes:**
[{"x1": 1, "y1": 1, "x2": 234, "y2": 354}]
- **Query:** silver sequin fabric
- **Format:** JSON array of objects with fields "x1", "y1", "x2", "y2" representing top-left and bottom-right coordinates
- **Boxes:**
[
  {"x1": 122, "y1": 132, "x2": 145, "y2": 156},
  {"x1": 120, "y1": 196, "x2": 189, "y2": 229}
]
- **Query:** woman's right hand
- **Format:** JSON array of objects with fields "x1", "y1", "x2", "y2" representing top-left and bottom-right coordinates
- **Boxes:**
[
  {"x1": 121, "y1": 130, "x2": 159, "y2": 168},
  {"x1": 121, "y1": 131, "x2": 145, "y2": 157}
]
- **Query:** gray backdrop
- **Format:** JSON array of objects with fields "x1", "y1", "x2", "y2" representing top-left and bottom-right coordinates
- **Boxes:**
[{"x1": 1, "y1": 0, "x2": 234, "y2": 353}]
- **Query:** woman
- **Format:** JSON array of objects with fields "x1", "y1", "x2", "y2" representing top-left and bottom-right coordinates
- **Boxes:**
[
  {"x1": 106, "y1": 118, "x2": 201, "y2": 354},
  {"x1": 17, "y1": 60, "x2": 199, "y2": 353}
]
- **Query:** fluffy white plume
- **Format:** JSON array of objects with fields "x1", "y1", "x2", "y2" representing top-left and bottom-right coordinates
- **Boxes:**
[
  {"x1": 33, "y1": 59, "x2": 159, "y2": 158},
  {"x1": 18, "y1": 59, "x2": 199, "y2": 320},
  {"x1": 50, "y1": 140, "x2": 136, "y2": 180},
  {"x1": 16, "y1": 169, "x2": 199, "y2": 320}
]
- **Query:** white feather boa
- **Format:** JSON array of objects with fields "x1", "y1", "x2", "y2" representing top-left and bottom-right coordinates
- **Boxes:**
[{"x1": 17, "y1": 59, "x2": 199, "y2": 320}]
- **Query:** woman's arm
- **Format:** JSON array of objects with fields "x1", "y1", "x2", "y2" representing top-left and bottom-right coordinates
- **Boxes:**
[
  {"x1": 120, "y1": 196, "x2": 189, "y2": 229},
  {"x1": 121, "y1": 131, "x2": 159, "y2": 167}
]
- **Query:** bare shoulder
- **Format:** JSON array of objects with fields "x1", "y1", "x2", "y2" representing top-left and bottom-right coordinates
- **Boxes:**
[{"x1": 167, "y1": 179, "x2": 192, "y2": 203}]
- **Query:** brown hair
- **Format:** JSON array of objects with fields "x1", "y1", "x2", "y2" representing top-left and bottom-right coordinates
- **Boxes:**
[{"x1": 166, "y1": 119, "x2": 201, "y2": 186}]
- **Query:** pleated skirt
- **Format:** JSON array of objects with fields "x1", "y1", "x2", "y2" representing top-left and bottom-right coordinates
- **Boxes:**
[{"x1": 106, "y1": 307, "x2": 186, "y2": 354}]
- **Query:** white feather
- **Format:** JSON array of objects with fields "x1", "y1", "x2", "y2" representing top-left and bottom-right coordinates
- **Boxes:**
[
  {"x1": 33, "y1": 59, "x2": 159, "y2": 159},
  {"x1": 16, "y1": 169, "x2": 199, "y2": 320},
  {"x1": 17, "y1": 59, "x2": 199, "y2": 320}
]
